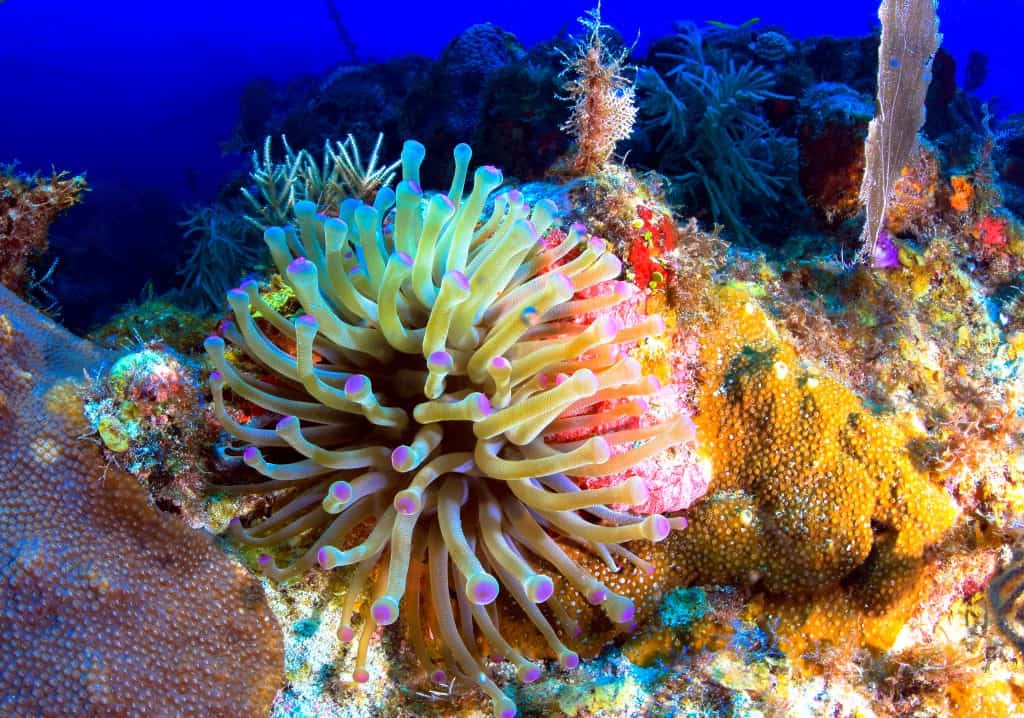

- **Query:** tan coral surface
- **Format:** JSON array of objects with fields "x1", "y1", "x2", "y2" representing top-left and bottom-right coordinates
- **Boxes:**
[{"x1": 0, "y1": 286, "x2": 284, "y2": 717}]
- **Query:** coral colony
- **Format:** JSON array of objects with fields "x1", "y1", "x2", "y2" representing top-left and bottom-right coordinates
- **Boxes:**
[{"x1": 7, "y1": 2, "x2": 1024, "y2": 718}]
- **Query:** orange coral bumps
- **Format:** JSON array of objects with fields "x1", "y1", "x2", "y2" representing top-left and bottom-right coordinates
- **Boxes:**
[
  {"x1": 0, "y1": 286, "x2": 283, "y2": 717},
  {"x1": 681, "y1": 286, "x2": 956, "y2": 603}
]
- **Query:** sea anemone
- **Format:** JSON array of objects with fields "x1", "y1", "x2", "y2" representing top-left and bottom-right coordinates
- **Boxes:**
[{"x1": 206, "y1": 140, "x2": 692, "y2": 717}]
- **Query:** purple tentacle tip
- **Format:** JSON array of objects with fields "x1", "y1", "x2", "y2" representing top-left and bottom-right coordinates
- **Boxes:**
[
  {"x1": 470, "y1": 574, "x2": 499, "y2": 604},
  {"x1": 345, "y1": 375, "x2": 369, "y2": 394},
  {"x1": 275, "y1": 415, "x2": 299, "y2": 432},
  {"x1": 428, "y1": 351, "x2": 453, "y2": 367},
  {"x1": 287, "y1": 257, "x2": 313, "y2": 274},
  {"x1": 394, "y1": 492, "x2": 419, "y2": 516},
  {"x1": 449, "y1": 270, "x2": 471, "y2": 291},
  {"x1": 522, "y1": 666, "x2": 541, "y2": 684},
  {"x1": 242, "y1": 446, "x2": 259, "y2": 463},
  {"x1": 651, "y1": 515, "x2": 671, "y2": 541},
  {"x1": 588, "y1": 588, "x2": 607, "y2": 605},
  {"x1": 316, "y1": 547, "x2": 331, "y2": 569},
  {"x1": 371, "y1": 601, "x2": 395, "y2": 624},
  {"x1": 475, "y1": 393, "x2": 492, "y2": 416}
]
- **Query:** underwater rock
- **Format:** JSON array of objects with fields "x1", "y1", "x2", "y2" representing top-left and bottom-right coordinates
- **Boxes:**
[{"x1": 0, "y1": 285, "x2": 283, "y2": 717}]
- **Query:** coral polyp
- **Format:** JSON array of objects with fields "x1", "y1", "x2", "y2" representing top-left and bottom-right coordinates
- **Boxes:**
[{"x1": 206, "y1": 140, "x2": 691, "y2": 717}]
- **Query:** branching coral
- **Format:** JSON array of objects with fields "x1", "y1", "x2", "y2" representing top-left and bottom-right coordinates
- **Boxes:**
[
  {"x1": 557, "y1": 2, "x2": 638, "y2": 176},
  {"x1": 208, "y1": 140, "x2": 692, "y2": 717},
  {"x1": 0, "y1": 165, "x2": 87, "y2": 295},
  {"x1": 241, "y1": 133, "x2": 399, "y2": 229},
  {"x1": 636, "y1": 23, "x2": 795, "y2": 241}
]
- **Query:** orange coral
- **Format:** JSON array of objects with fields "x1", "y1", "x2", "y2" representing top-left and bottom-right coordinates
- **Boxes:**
[
  {"x1": 0, "y1": 286, "x2": 283, "y2": 717},
  {"x1": 949, "y1": 175, "x2": 974, "y2": 213},
  {"x1": 503, "y1": 285, "x2": 957, "y2": 668},
  {"x1": 679, "y1": 287, "x2": 955, "y2": 618},
  {"x1": 886, "y1": 143, "x2": 941, "y2": 236},
  {"x1": 0, "y1": 167, "x2": 87, "y2": 294},
  {"x1": 947, "y1": 675, "x2": 1022, "y2": 718}
]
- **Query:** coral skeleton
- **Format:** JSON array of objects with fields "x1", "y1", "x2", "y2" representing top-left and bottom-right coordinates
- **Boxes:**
[{"x1": 208, "y1": 140, "x2": 692, "y2": 717}]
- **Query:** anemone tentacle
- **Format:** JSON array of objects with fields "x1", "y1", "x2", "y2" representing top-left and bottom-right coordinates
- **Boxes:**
[{"x1": 209, "y1": 140, "x2": 691, "y2": 718}]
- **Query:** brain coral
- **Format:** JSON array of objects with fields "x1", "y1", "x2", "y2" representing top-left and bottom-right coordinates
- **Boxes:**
[
  {"x1": 208, "y1": 141, "x2": 693, "y2": 717},
  {"x1": 0, "y1": 285, "x2": 284, "y2": 717}
]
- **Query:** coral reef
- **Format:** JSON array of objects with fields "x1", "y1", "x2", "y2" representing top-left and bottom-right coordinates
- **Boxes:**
[
  {"x1": 207, "y1": 141, "x2": 696, "y2": 716},
  {"x1": 0, "y1": 285, "x2": 283, "y2": 717},
  {"x1": 0, "y1": 165, "x2": 86, "y2": 296},
  {"x1": 10, "y1": 8, "x2": 1024, "y2": 718}
]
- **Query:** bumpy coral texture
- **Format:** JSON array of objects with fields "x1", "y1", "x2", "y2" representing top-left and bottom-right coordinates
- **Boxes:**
[
  {"x1": 547, "y1": 286, "x2": 959, "y2": 664},
  {"x1": 0, "y1": 286, "x2": 283, "y2": 717},
  {"x1": 680, "y1": 287, "x2": 956, "y2": 605},
  {"x1": 209, "y1": 141, "x2": 691, "y2": 718}
]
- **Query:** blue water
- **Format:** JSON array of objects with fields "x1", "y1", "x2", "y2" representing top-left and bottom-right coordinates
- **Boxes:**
[
  {"x1": 1, "y1": 0, "x2": 1020, "y2": 329},
  {"x1": 3, "y1": 0, "x2": 1017, "y2": 199}
]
